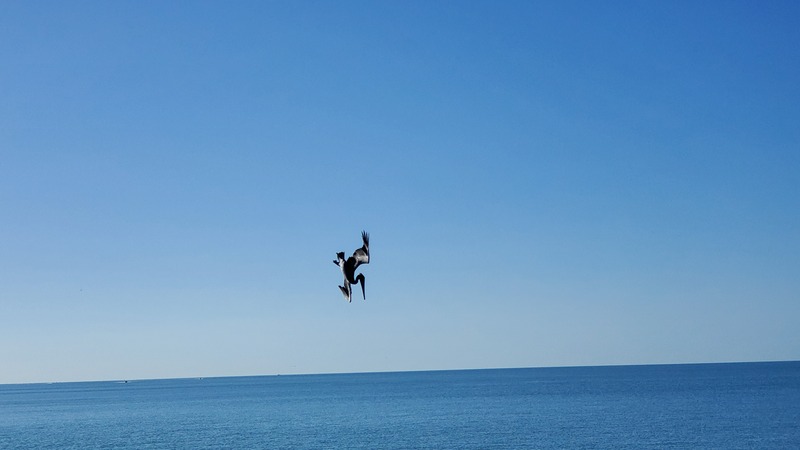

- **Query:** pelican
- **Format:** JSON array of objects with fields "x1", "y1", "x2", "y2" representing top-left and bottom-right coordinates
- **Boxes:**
[{"x1": 333, "y1": 231, "x2": 370, "y2": 302}]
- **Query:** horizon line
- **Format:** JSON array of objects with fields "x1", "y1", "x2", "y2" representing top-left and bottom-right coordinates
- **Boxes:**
[{"x1": 3, "y1": 359, "x2": 797, "y2": 387}]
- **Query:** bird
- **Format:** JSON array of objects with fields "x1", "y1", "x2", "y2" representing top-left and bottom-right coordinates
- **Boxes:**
[{"x1": 333, "y1": 231, "x2": 370, "y2": 302}]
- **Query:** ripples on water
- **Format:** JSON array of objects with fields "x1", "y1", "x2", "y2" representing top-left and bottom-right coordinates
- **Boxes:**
[{"x1": 1, "y1": 362, "x2": 798, "y2": 449}]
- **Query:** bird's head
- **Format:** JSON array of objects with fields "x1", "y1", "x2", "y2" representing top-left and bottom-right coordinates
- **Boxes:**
[{"x1": 336, "y1": 252, "x2": 345, "y2": 261}]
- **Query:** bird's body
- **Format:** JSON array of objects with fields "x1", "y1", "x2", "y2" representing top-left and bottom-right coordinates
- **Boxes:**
[{"x1": 334, "y1": 231, "x2": 370, "y2": 302}]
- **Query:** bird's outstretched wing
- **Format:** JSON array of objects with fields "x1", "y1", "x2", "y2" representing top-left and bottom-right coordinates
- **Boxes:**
[{"x1": 352, "y1": 231, "x2": 370, "y2": 265}]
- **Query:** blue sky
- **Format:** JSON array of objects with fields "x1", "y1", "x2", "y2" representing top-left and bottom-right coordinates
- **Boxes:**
[{"x1": 1, "y1": 1, "x2": 798, "y2": 384}]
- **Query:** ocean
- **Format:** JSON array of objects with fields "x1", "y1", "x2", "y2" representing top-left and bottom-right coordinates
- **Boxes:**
[{"x1": 1, "y1": 361, "x2": 798, "y2": 449}]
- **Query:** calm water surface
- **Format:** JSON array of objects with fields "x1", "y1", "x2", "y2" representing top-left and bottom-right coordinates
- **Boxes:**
[{"x1": 1, "y1": 362, "x2": 798, "y2": 449}]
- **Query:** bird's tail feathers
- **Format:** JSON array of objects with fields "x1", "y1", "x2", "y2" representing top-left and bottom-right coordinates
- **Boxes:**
[{"x1": 339, "y1": 285, "x2": 351, "y2": 302}]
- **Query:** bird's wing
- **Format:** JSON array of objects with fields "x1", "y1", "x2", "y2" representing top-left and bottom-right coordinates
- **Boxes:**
[
  {"x1": 353, "y1": 248, "x2": 369, "y2": 265},
  {"x1": 352, "y1": 231, "x2": 370, "y2": 265}
]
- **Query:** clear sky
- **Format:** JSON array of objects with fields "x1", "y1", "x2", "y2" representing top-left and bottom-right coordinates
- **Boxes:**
[{"x1": 1, "y1": 1, "x2": 798, "y2": 384}]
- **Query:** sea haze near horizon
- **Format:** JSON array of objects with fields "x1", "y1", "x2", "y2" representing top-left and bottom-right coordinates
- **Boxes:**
[{"x1": 1, "y1": 362, "x2": 798, "y2": 449}]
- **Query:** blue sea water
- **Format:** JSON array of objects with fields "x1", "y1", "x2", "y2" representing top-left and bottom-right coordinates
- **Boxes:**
[{"x1": 1, "y1": 362, "x2": 799, "y2": 449}]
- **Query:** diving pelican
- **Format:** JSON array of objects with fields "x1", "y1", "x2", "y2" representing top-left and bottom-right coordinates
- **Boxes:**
[{"x1": 333, "y1": 231, "x2": 370, "y2": 302}]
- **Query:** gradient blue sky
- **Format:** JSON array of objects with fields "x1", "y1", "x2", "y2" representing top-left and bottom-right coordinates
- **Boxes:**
[{"x1": 2, "y1": 1, "x2": 798, "y2": 384}]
